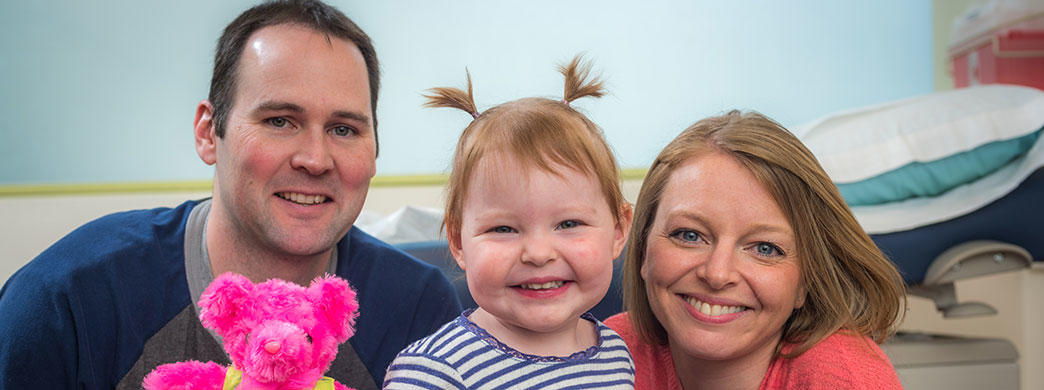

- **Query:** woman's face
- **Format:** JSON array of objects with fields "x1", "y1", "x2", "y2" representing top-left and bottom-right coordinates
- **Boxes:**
[{"x1": 641, "y1": 151, "x2": 806, "y2": 364}]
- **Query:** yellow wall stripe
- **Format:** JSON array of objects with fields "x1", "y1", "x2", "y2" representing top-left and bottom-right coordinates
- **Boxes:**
[{"x1": 0, "y1": 168, "x2": 649, "y2": 197}]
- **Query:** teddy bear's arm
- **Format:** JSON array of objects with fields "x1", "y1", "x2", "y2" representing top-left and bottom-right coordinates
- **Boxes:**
[{"x1": 142, "y1": 360, "x2": 226, "y2": 390}]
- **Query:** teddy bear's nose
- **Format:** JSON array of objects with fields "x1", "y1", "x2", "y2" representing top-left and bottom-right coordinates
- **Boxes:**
[{"x1": 264, "y1": 341, "x2": 281, "y2": 354}]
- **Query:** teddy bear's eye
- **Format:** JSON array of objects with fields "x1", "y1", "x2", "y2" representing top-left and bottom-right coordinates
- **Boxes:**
[{"x1": 305, "y1": 334, "x2": 313, "y2": 344}]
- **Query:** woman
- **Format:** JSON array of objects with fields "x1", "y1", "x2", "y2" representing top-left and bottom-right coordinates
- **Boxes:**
[{"x1": 605, "y1": 111, "x2": 906, "y2": 389}]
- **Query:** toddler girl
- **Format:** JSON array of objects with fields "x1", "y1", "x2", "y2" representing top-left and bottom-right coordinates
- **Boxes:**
[{"x1": 383, "y1": 55, "x2": 635, "y2": 389}]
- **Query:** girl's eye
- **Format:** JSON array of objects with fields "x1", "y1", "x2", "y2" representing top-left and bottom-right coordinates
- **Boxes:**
[
  {"x1": 754, "y1": 242, "x2": 784, "y2": 257},
  {"x1": 267, "y1": 117, "x2": 288, "y2": 128},
  {"x1": 330, "y1": 125, "x2": 355, "y2": 137},
  {"x1": 557, "y1": 220, "x2": 581, "y2": 229},
  {"x1": 670, "y1": 229, "x2": 702, "y2": 243},
  {"x1": 492, "y1": 226, "x2": 515, "y2": 234}
]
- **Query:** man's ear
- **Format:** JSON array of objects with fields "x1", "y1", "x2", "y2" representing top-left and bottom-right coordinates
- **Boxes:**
[
  {"x1": 447, "y1": 224, "x2": 466, "y2": 271},
  {"x1": 195, "y1": 100, "x2": 218, "y2": 166}
]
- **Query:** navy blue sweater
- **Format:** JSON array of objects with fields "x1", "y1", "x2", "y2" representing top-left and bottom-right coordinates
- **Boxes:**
[{"x1": 0, "y1": 200, "x2": 461, "y2": 389}]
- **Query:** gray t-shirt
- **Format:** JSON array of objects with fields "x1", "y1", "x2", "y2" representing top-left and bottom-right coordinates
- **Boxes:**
[{"x1": 116, "y1": 199, "x2": 374, "y2": 390}]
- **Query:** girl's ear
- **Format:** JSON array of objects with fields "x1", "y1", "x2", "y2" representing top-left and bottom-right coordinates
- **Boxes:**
[
  {"x1": 612, "y1": 203, "x2": 634, "y2": 258},
  {"x1": 447, "y1": 224, "x2": 466, "y2": 271}
]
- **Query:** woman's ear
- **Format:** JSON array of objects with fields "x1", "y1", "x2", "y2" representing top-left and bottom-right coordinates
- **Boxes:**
[
  {"x1": 612, "y1": 203, "x2": 634, "y2": 258},
  {"x1": 794, "y1": 285, "x2": 807, "y2": 309}
]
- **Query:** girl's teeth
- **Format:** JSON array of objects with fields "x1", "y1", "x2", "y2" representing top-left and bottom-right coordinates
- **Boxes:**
[{"x1": 520, "y1": 281, "x2": 564, "y2": 290}]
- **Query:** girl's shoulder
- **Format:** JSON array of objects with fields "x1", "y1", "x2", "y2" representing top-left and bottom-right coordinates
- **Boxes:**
[{"x1": 397, "y1": 314, "x2": 471, "y2": 356}]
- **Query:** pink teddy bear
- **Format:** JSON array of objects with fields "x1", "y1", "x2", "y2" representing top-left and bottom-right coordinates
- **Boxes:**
[{"x1": 143, "y1": 273, "x2": 359, "y2": 390}]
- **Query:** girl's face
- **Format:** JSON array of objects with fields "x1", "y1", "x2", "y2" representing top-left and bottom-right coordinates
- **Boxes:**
[
  {"x1": 641, "y1": 151, "x2": 806, "y2": 367},
  {"x1": 450, "y1": 154, "x2": 630, "y2": 344}
]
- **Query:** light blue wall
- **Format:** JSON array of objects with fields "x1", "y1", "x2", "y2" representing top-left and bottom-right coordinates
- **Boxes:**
[{"x1": 0, "y1": 0, "x2": 932, "y2": 185}]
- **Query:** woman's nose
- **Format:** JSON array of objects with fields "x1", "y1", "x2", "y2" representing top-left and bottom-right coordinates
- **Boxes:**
[{"x1": 696, "y1": 245, "x2": 737, "y2": 290}]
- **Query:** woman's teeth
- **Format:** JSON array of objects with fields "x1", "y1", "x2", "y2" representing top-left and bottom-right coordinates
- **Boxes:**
[
  {"x1": 686, "y1": 297, "x2": 746, "y2": 316},
  {"x1": 278, "y1": 192, "x2": 327, "y2": 205},
  {"x1": 519, "y1": 281, "x2": 565, "y2": 290}
]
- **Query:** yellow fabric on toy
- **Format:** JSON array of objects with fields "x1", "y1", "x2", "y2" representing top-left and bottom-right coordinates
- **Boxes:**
[{"x1": 222, "y1": 366, "x2": 336, "y2": 390}]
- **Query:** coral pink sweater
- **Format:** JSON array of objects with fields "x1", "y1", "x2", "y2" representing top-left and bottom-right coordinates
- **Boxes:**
[{"x1": 605, "y1": 313, "x2": 903, "y2": 389}]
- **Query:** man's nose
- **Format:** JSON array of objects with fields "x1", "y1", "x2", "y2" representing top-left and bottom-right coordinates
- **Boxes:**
[{"x1": 290, "y1": 129, "x2": 334, "y2": 175}]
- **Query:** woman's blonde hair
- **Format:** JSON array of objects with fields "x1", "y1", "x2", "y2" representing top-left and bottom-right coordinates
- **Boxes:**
[
  {"x1": 623, "y1": 110, "x2": 906, "y2": 357},
  {"x1": 428, "y1": 55, "x2": 627, "y2": 246}
]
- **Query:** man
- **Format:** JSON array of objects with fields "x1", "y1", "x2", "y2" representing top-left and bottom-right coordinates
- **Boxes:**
[{"x1": 0, "y1": 1, "x2": 461, "y2": 389}]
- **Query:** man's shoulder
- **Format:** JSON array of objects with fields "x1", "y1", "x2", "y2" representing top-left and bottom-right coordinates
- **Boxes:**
[
  {"x1": 29, "y1": 200, "x2": 197, "y2": 273},
  {"x1": 344, "y1": 228, "x2": 417, "y2": 260},
  {"x1": 6, "y1": 200, "x2": 198, "y2": 296},
  {"x1": 341, "y1": 228, "x2": 444, "y2": 279},
  {"x1": 336, "y1": 228, "x2": 457, "y2": 316},
  {"x1": 0, "y1": 200, "x2": 199, "y2": 389}
]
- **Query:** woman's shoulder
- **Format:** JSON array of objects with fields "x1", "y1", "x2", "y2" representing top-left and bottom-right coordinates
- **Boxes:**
[
  {"x1": 604, "y1": 313, "x2": 653, "y2": 356},
  {"x1": 766, "y1": 331, "x2": 902, "y2": 389},
  {"x1": 604, "y1": 313, "x2": 682, "y2": 390},
  {"x1": 603, "y1": 313, "x2": 635, "y2": 338}
]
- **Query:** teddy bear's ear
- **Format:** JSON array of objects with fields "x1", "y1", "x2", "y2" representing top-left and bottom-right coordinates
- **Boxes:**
[
  {"x1": 308, "y1": 275, "x2": 359, "y2": 342},
  {"x1": 198, "y1": 272, "x2": 254, "y2": 338}
]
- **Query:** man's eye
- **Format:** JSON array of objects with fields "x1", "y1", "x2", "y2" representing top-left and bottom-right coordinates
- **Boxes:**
[
  {"x1": 267, "y1": 117, "x2": 288, "y2": 128},
  {"x1": 330, "y1": 125, "x2": 355, "y2": 137}
]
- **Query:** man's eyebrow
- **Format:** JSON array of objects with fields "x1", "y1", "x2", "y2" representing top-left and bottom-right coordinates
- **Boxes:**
[
  {"x1": 252, "y1": 102, "x2": 369, "y2": 125},
  {"x1": 332, "y1": 110, "x2": 370, "y2": 125},
  {"x1": 254, "y1": 101, "x2": 304, "y2": 113}
]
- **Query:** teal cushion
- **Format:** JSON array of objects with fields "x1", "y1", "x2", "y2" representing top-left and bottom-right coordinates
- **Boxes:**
[{"x1": 839, "y1": 129, "x2": 1041, "y2": 206}]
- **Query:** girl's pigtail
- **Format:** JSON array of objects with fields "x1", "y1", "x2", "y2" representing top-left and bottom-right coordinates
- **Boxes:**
[
  {"x1": 559, "y1": 54, "x2": 606, "y2": 104},
  {"x1": 423, "y1": 70, "x2": 480, "y2": 118}
]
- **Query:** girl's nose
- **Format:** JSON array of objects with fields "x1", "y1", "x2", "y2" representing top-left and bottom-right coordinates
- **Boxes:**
[{"x1": 521, "y1": 233, "x2": 556, "y2": 266}]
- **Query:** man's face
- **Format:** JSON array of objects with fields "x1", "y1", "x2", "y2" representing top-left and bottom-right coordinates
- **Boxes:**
[{"x1": 201, "y1": 24, "x2": 376, "y2": 259}]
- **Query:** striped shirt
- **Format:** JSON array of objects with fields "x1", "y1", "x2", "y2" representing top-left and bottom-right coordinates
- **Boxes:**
[{"x1": 383, "y1": 311, "x2": 635, "y2": 389}]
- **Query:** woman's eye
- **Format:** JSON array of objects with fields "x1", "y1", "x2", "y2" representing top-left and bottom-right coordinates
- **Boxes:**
[
  {"x1": 557, "y1": 220, "x2": 581, "y2": 229},
  {"x1": 492, "y1": 226, "x2": 515, "y2": 234},
  {"x1": 670, "y1": 229, "x2": 702, "y2": 243},
  {"x1": 330, "y1": 125, "x2": 355, "y2": 137},
  {"x1": 267, "y1": 117, "x2": 288, "y2": 128},
  {"x1": 754, "y1": 242, "x2": 783, "y2": 257}
]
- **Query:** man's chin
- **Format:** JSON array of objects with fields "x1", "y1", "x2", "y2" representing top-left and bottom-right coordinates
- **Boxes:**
[{"x1": 267, "y1": 230, "x2": 345, "y2": 258}]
